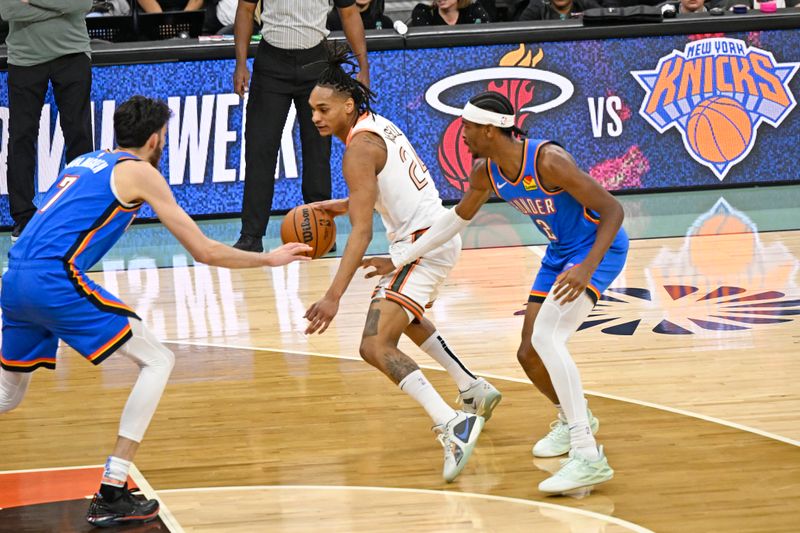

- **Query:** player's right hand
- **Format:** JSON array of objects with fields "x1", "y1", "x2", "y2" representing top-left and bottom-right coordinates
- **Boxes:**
[
  {"x1": 266, "y1": 242, "x2": 313, "y2": 266},
  {"x1": 361, "y1": 256, "x2": 396, "y2": 278},
  {"x1": 308, "y1": 198, "x2": 349, "y2": 218},
  {"x1": 233, "y1": 65, "x2": 250, "y2": 98}
]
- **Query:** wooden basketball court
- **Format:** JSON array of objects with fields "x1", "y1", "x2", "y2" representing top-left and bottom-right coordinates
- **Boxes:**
[{"x1": 1, "y1": 204, "x2": 798, "y2": 532}]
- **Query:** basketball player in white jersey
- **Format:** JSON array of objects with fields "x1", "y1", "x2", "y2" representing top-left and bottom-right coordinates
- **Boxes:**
[{"x1": 304, "y1": 48, "x2": 501, "y2": 482}]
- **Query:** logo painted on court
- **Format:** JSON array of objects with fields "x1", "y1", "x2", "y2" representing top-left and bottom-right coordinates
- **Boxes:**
[
  {"x1": 632, "y1": 37, "x2": 799, "y2": 179},
  {"x1": 578, "y1": 286, "x2": 799, "y2": 336}
]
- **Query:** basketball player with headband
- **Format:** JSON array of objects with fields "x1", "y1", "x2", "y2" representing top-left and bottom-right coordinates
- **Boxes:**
[
  {"x1": 305, "y1": 48, "x2": 502, "y2": 483},
  {"x1": 362, "y1": 91, "x2": 629, "y2": 494}
]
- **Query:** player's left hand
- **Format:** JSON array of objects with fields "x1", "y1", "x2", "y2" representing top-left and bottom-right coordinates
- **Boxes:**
[
  {"x1": 308, "y1": 198, "x2": 349, "y2": 218},
  {"x1": 553, "y1": 263, "x2": 593, "y2": 304},
  {"x1": 361, "y1": 257, "x2": 396, "y2": 278},
  {"x1": 265, "y1": 242, "x2": 313, "y2": 266},
  {"x1": 304, "y1": 295, "x2": 340, "y2": 334}
]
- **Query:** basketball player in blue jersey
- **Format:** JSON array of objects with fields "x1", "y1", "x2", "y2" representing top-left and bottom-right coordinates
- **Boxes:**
[
  {"x1": 0, "y1": 96, "x2": 311, "y2": 526},
  {"x1": 362, "y1": 91, "x2": 628, "y2": 494}
]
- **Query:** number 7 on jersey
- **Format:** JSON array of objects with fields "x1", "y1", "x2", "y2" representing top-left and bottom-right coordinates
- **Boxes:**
[{"x1": 39, "y1": 175, "x2": 79, "y2": 213}]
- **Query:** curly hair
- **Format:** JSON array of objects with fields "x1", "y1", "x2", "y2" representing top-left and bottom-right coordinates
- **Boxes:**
[{"x1": 316, "y1": 44, "x2": 376, "y2": 115}]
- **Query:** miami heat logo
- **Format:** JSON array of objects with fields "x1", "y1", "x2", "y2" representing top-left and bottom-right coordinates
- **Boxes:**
[
  {"x1": 632, "y1": 37, "x2": 799, "y2": 180},
  {"x1": 426, "y1": 45, "x2": 574, "y2": 192}
]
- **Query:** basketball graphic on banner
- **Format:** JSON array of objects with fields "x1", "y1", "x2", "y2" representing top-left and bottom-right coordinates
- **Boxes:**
[{"x1": 686, "y1": 97, "x2": 753, "y2": 163}]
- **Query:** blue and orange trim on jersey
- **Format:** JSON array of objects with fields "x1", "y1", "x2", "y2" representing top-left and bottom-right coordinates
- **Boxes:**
[
  {"x1": 530, "y1": 141, "x2": 564, "y2": 196},
  {"x1": 87, "y1": 322, "x2": 133, "y2": 366},
  {"x1": 0, "y1": 353, "x2": 57, "y2": 372},
  {"x1": 62, "y1": 202, "x2": 138, "y2": 318},
  {"x1": 528, "y1": 285, "x2": 601, "y2": 305},
  {"x1": 487, "y1": 139, "x2": 530, "y2": 194},
  {"x1": 583, "y1": 208, "x2": 600, "y2": 225}
]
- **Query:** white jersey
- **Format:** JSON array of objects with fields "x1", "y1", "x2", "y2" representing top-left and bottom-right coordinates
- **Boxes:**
[{"x1": 347, "y1": 113, "x2": 447, "y2": 244}]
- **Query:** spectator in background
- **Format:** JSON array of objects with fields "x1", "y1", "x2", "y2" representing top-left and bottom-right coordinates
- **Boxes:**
[
  {"x1": 328, "y1": 0, "x2": 392, "y2": 31},
  {"x1": 137, "y1": 0, "x2": 204, "y2": 12},
  {"x1": 0, "y1": 0, "x2": 94, "y2": 242},
  {"x1": 205, "y1": 0, "x2": 259, "y2": 34},
  {"x1": 516, "y1": 0, "x2": 598, "y2": 20},
  {"x1": 410, "y1": 0, "x2": 491, "y2": 26},
  {"x1": 88, "y1": 0, "x2": 131, "y2": 16},
  {"x1": 678, "y1": 0, "x2": 708, "y2": 12}
]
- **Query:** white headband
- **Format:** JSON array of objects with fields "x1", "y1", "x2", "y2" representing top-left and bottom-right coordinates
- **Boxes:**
[{"x1": 461, "y1": 102, "x2": 516, "y2": 128}]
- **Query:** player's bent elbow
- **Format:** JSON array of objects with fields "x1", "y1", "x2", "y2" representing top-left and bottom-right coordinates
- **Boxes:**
[{"x1": 189, "y1": 246, "x2": 213, "y2": 266}]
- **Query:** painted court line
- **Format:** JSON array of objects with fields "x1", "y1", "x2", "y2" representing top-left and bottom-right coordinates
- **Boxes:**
[
  {"x1": 156, "y1": 484, "x2": 654, "y2": 533},
  {"x1": 0, "y1": 464, "x2": 183, "y2": 532},
  {"x1": 130, "y1": 464, "x2": 184, "y2": 533},
  {"x1": 162, "y1": 339, "x2": 800, "y2": 448}
]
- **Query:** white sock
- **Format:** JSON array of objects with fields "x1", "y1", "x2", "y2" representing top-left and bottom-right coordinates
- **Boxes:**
[
  {"x1": 555, "y1": 403, "x2": 565, "y2": 421},
  {"x1": 569, "y1": 421, "x2": 600, "y2": 461},
  {"x1": 419, "y1": 332, "x2": 478, "y2": 392},
  {"x1": 102, "y1": 456, "x2": 131, "y2": 487},
  {"x1": 532, "y1": 293, "x2": 599, "y2": 458},
  {"x1": 399, "y1": 370, "x2": 456, "y2": 426}
]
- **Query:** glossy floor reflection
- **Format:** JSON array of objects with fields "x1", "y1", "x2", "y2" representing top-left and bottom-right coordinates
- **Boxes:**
[{"x1": 0, "y1": 184, "x2": 798, "y2": 532}]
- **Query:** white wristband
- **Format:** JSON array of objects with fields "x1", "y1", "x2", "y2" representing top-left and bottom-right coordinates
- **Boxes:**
[{"x1": 391, "y1": 209, "x2": 470, "y2": 268}]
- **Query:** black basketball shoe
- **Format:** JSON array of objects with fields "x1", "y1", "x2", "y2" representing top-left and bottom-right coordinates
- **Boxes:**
[{"x1": 86, "y1": 484, "x2": 160, "y2": 528}]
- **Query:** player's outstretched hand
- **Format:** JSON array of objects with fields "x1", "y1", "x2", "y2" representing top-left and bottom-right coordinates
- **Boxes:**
[
  {"x1": 304, "y1": 295, "x2": 339, "y2": 335},
  {"x1": 266, "y1": 242, "x2": 313, "y2": 266},
  {"x1": 553, "y1": 263, "x2": 593, "y2": 304},
  {"x1": 308, "y1": 198, "x2": 349, "y2": 218},
  {"x1": 361, "y1": 256, "x2": 396, "y2": 279}
]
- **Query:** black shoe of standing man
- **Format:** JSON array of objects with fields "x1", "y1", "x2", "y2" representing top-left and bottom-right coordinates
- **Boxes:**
[{"x1": 233, "y1": 234, "x2": 264, "y2": 253}]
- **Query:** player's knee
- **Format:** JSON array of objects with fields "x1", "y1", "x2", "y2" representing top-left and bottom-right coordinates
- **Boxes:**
[
  {"x1": 516, "y1": 343, "x2": 541, "y2": 368},
  {"x1": 530, "y1": 325, "x2": 555, "y2": 356},
  {"x1": 150, "y1": 344, "x2": 175, "y2": 381},
  {"x1": 0, "y1": 392, "x2": 22, "y2": 413},
  {"x1": 359, "y1": 337, "x2": 380, "y2": 366},
  {"x1": 160, "y1": 345, "x2": 176, "y2": 374},
  {"x1": 0, "y1": 372, "x2": 31, "y2": 413}
]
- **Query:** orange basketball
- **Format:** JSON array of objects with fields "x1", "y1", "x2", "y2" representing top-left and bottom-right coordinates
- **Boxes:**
[
  {"x1": 280, "y1": 204, "x2": 336, "y2": 259},
  {"x1": 686, "y1": 97, "x2": 752, "y2": 163}
]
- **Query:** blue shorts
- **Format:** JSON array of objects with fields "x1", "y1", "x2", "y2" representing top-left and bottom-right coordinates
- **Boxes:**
[
  {"x1": 0, "y1": 260, "x2": 137, "y2": 372},
  {"x1": 529, "y1": 243, "x2": 628, "y2": 304}
]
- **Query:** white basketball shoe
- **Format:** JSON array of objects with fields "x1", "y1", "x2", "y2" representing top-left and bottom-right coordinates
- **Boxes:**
[
  {"x1": 532, "y1": 409, "x2": 600, "y2": 458},
  {"x1": 433, "y1": 411, "x2": 485, "y2": 483},
  {"x1": 538, "y1": 446, "x2": 614, "y2": 494},
  {"x1": 456, "y1": 378, "x2": 502, "y2": 421}
]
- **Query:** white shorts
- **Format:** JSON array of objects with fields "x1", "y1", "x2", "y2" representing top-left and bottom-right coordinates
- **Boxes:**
[{"x1": 373, "y1": 231, "x2": 462, "y2": 322}]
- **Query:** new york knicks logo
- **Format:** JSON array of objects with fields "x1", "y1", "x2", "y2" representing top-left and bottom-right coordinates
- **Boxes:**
[{"x1": 632, "y1": 37, "x2": 799, "y2": 179}]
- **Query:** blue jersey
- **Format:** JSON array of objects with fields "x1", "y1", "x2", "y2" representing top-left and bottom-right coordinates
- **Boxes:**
[
  {"x1": 2, "y1": 150, "x2": 142, "y2": 372},
  {"x1": 11, "y1": 150, "x2": 142, "y2": 270},
  {"x1": 486, "y1": 138, "x2": 627, "y2": 257}
]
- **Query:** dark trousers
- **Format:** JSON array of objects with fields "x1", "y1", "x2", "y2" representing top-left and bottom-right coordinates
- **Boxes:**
[
  {"x1": 240, "y1": 40, "x2": 332, "y2": 237},
  {"x1": 7, "y1": 53, "x2": 93, "y2": 225}
]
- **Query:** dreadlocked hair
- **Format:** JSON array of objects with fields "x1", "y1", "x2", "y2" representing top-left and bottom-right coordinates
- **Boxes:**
[
  {"x1": 317, "y1": 44, "x2": 376, "y2": 115},
  {"x1": 468, "y1": 91, "x2": 528, "y2": 138}
]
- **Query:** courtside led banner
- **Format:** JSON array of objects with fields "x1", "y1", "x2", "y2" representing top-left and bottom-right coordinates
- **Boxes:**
[{"x1": 0, "y1": 30, "x2": 797, "y2": 224}]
